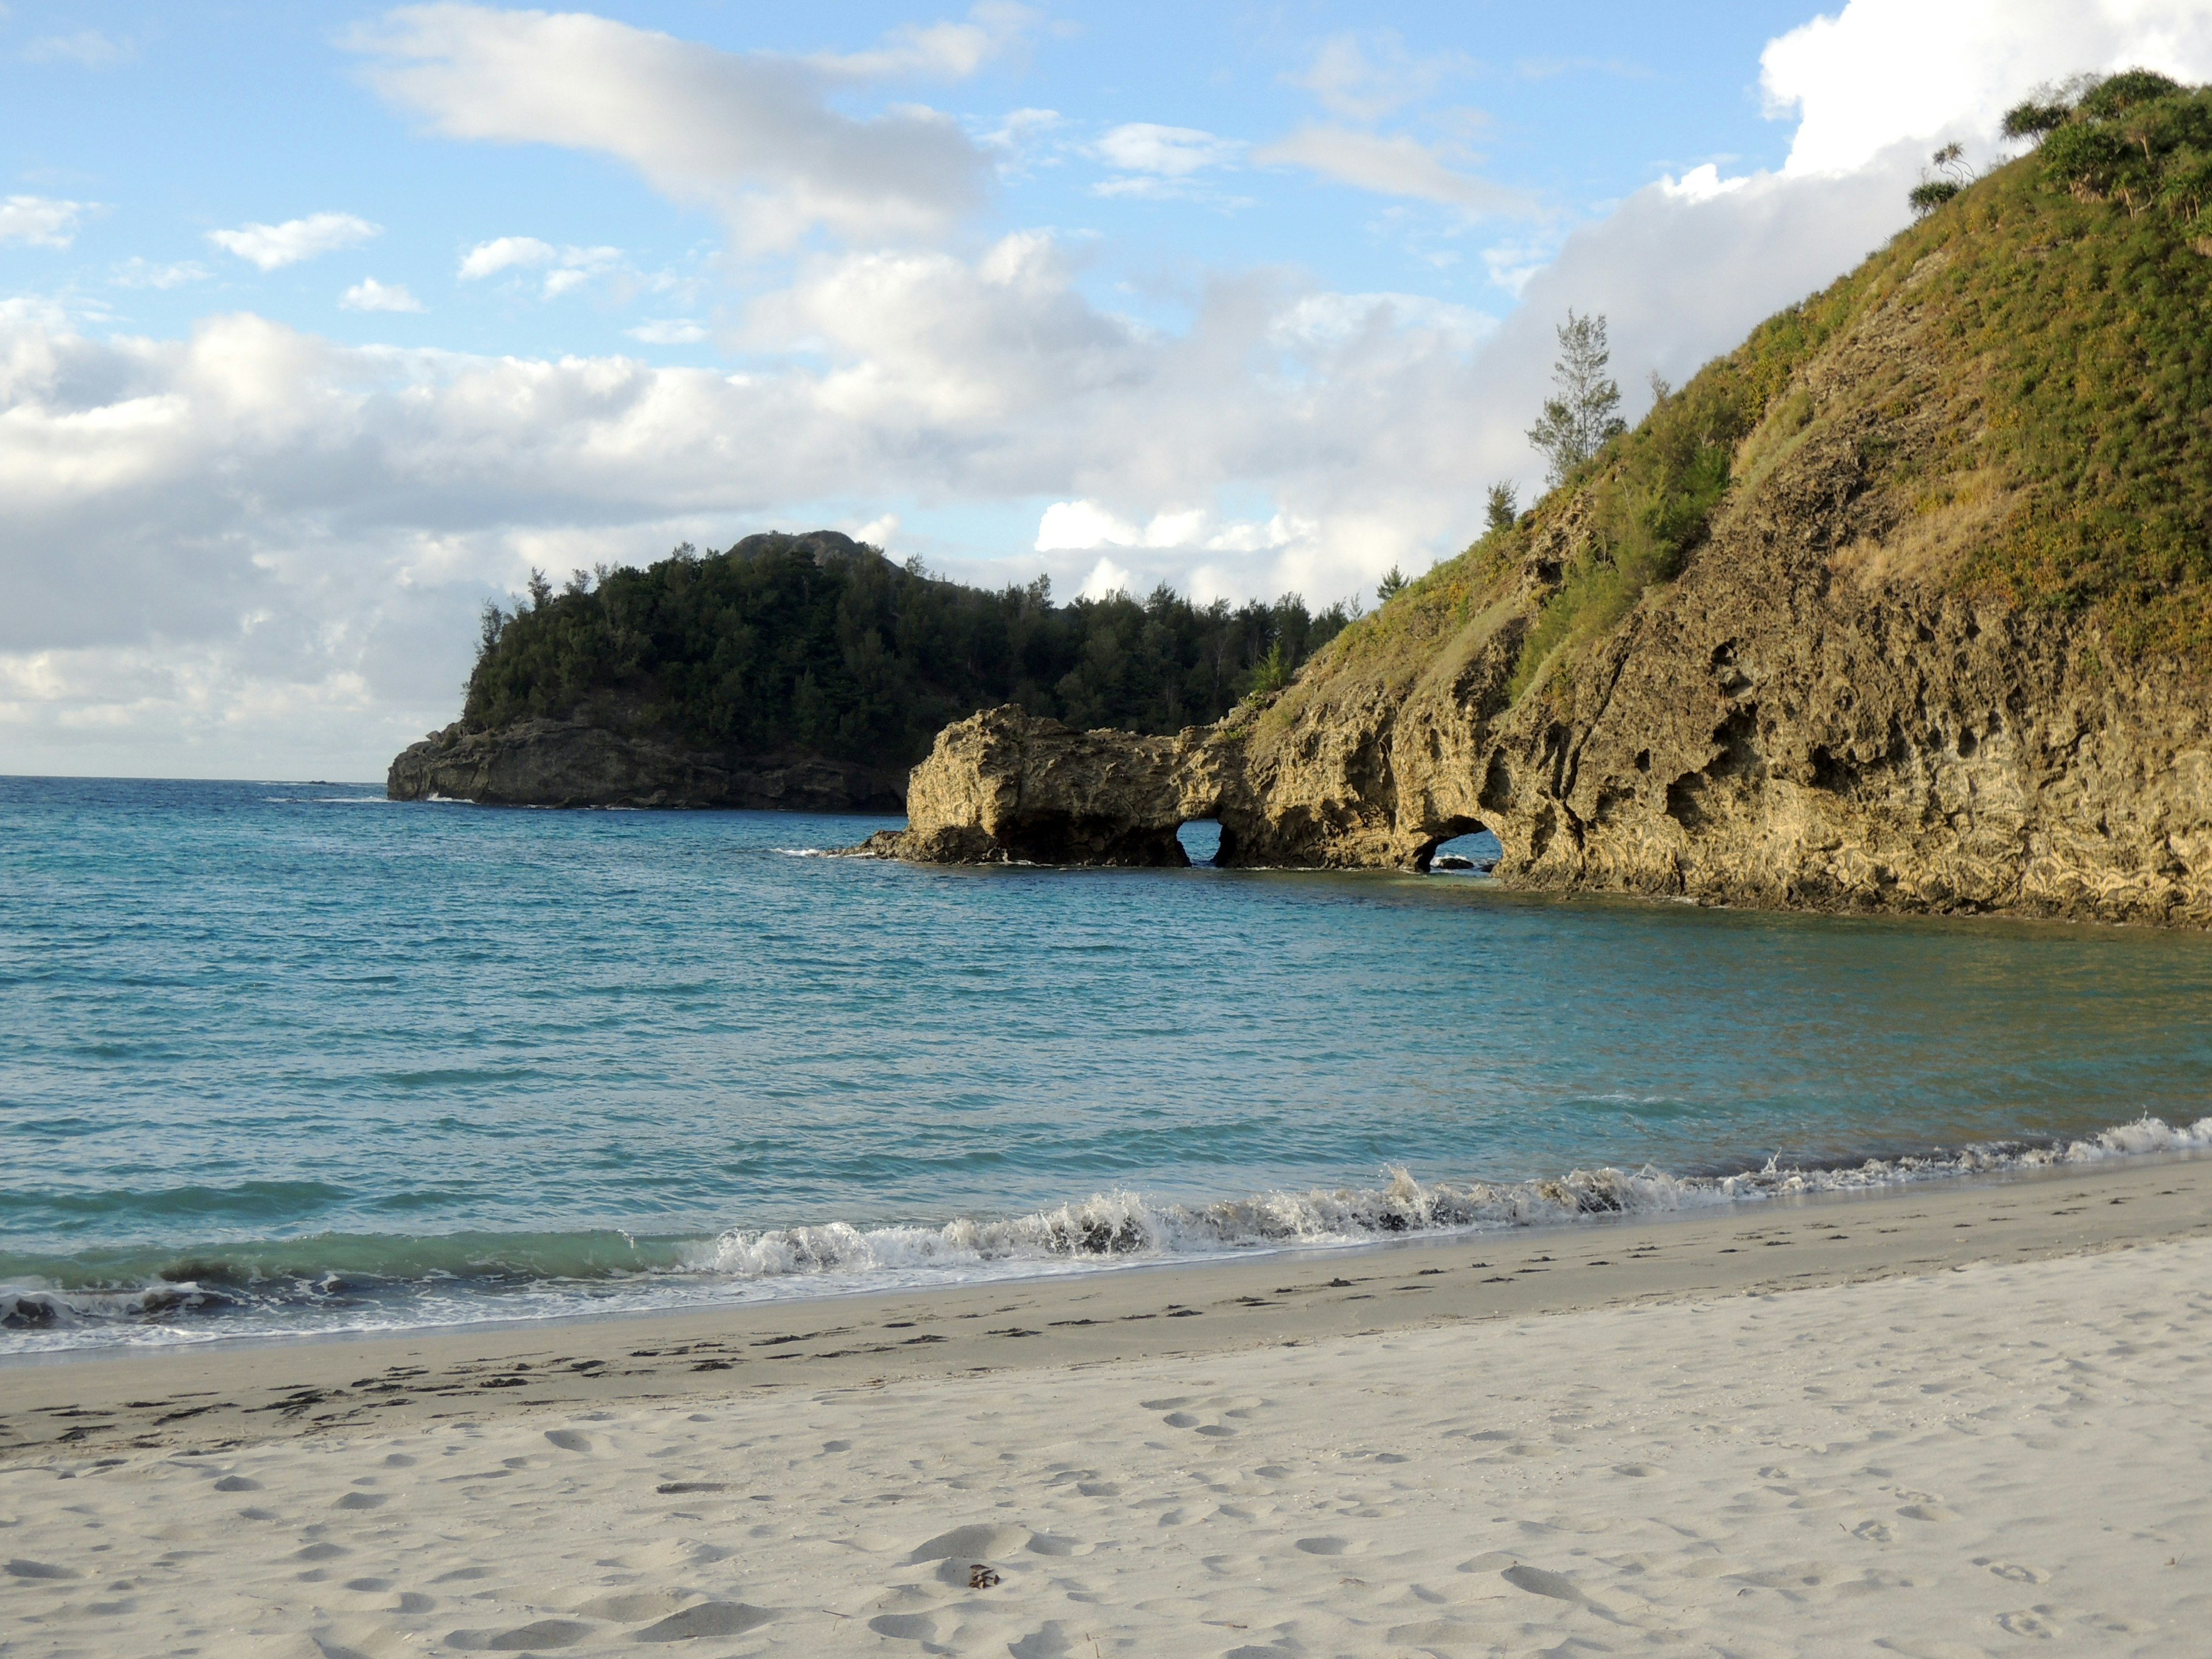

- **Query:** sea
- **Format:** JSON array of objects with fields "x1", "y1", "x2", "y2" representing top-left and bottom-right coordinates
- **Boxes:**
[{"x1": 4, "y1": 774, "x2": 2209, "y2": 1357}]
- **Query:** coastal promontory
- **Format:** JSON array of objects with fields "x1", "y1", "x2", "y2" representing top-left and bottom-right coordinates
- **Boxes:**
[{"x1": 865, "y1": 80, "x2": 2212, "y2": 926}]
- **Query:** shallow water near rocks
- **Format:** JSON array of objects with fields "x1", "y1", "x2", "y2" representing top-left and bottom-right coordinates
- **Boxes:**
[{"x1": 4, "y1": 774, "x2": 2210, "y2": 1352}]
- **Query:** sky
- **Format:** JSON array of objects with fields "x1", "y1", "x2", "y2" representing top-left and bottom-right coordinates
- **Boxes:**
[{"x1": 5, "y1": 1, "x2": 2212, "y2": 779}]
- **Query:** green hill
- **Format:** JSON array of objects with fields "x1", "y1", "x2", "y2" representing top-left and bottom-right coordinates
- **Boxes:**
[
  {"x1": 457, "y1": 531, "x2": 1352, "y2": 772},
  {"x1": 1323, "y1": 68, "x2": 2211, "y2": 699}
]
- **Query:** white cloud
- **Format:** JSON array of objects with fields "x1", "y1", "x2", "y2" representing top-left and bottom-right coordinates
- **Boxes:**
[
  {"x1": 0, "y1": 195, "x2": 94, "y2": 249},
  {"x1": 1763, "y1": 0, "x2": 2212, "y2": 176},
  {"x1": 18, "y1": 0, "x2": 2212, "y2": 778},
  {"x1": 627, "y1": 319, "x2": 708, "y2": 344},
  {"x1": 1659, "y1": 164, "x2": 1752, "y2": 203},
  {"x1": 1036, "y1": 500, "x2": 1137, "y2": 550},
  {"x1": 1288, "y1": 32, "x2": 1474, "y2": 122},
  {"x1": 809, "y1": 3, "x2": 1035, "y2": 81},
  {"x1": 457, "y1": 236, "x2": 623, "y2": 297},
  {"x1": 209, "y1": 212, "x2": 381, "y2": 270},
  {"x1": 1254, "y1": 127, "x2": 1531, "y2": 215},
  {"x1": 1077, "y1": 556, "x2": 1136, "y2": 600},
  {"x1": 20, "y1": 29, "x2": 131, "y2": 67},
  {"x1": 340, "y1": 278, "x2": 425, "y2": 313},
  {"x1": 111, "y1": 257, "x2": 212, "y2": 289},
  {"x1": 457, "y1": 235, "x2": 557, "y2": 279},
  {"x1": 1268, "y1": 291, "x2": 1497, "y2": 350},
  {"x1": 1092, "y1": 123, "x2": 1243, "y2": 177},
  {"x1": 982, "y1": 106, "x2": 1063, "y2": 151},
  {"x1": 350, "y1": 4, "x2": 989, "y2": 252}
]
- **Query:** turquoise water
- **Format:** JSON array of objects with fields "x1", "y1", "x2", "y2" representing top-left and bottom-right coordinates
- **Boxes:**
[{"x1": 4, "y1": 775, "x2": 2209, "y2": 1351}]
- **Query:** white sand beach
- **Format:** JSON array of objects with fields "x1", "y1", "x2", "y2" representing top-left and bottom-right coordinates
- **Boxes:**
[{"x1": 5, "y1": 1158, "x2": 2211, "y2": 1657}]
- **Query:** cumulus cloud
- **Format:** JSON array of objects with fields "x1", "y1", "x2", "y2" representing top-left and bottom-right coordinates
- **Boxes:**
[
  {"x1": 808, "y1": 2, "x2": 1035, "y2": 81},
  {"x1": 1763, "y1": 0, "x2": 2212, "y2": 175},
  {"x1": 340, "y1": 278, "x2": 425, "y2": 312},
  {"x1": 209, "y1": 212, "x2": 382, "y2": 270},
  {"x1": 457, "y1": 234, "x2": 557, "y2": 279},
  {"x1": 16, "y1": 0, "x2": 2212, "y2": 778},
  {"x1": 456, "y1": 236, "x2": 624, "y2": 297},
  {"x1": 350, "y1": 4, "x2": 991, "y2": 251},
  {"x1": 1255, "y1": 127, "x2": 1530, "y2": 215},
  {"x1": 627, "y1": 319, "x2": 707, "y2": 344},
  {"x1": 1092, "y1": 123, "x2": 1243, "y2": 177},
  {"x1": 0, "y1": 195, "x2": 94, "y2": 249}
]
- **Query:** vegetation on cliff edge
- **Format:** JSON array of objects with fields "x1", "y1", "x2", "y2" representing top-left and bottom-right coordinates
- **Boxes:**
[{"x1": 1313, "y1": 67, "x2": 2212, "y2": 707}]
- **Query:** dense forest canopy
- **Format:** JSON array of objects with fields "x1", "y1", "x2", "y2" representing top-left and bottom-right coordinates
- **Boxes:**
[{"x1": 463, "y1": 532, "x2": 1357, "y2": 766}]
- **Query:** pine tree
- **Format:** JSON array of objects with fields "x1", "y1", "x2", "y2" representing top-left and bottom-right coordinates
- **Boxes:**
[{"x1": 1526, "y1": 310, "x2": 1626, "y2": 489}]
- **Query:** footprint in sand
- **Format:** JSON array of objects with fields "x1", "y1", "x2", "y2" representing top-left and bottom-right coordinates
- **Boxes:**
[
  {"x1": 445, "y1": 1618, "x2": 598, "y2": 1650},
  {"x1": 1854, "y1": 1521, "x2": 1895, "y2": 1543},
  {"x1": 573, "y1": 1591, "x2": 695, "y2": 1622},
  {"x1": 212, "y1": 1475, "x2": 261, "y2": 1492},
  {"x1": 906, "y1": 1524, "x2": 1084, "y2": 1563},
  {"x1": 334, "y1": 1492, "x2": 388, "y2": 1510},
  {"x1": 1978, "y1": 1560, "x2": 2050, "y2": 1584},
  {"x1": 1997, "y1": 1608, "x2": 2061, "y2": 1638},
  {"x1": 634, "y1": 1602, "x2": 774, "y2": 1642},
  {"x1": 1502, "y1": 1563, "x2": 1584, "y2": 1603},
  {"x1": 1294, "y1": 1537, "x2": 1359, "y2": 1556},
  {"x1": 3, "y1": 1560, "x2": 80, "y2": 1581},
  {"x1": 543, "y1": 1430, "x2": 593, "y2": 1453},
  {"x1": 1897, "y1": 1503, "x2": 1960, "y2": 1523},
  {"x1": 868, "y1": 1611, "x2": 941, "y2": 1645}
]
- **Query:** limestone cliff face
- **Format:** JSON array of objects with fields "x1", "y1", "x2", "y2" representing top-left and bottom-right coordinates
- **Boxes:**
[
  {"x1": 868, "y1": 239, "x2": 2212, "y2": 925},
  {"x1": 388, "y1": 714, "x2": 904, "y2": 813},
  {"x1": 874, "y1": 547, "x2": 2210, "y2": 925}
]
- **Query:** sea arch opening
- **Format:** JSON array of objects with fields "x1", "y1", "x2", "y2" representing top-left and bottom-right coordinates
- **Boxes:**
[
  {"x1": 1176, "y1": 819, "x2": 1226, "y2": 867},
  {"x1": 1414, "y1": 819, "x2": 1502, "y2": 875}
]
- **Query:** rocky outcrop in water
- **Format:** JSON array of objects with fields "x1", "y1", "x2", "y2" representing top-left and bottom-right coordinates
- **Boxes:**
[
  {"x1": 388, "y1": 715, "x2": 904, "y2": 812},
  {"x1": 861, "y1": 565, "x2": 2211, "y2": 926},
  {"x1": 856, "y1": 228, "x2": 2212, "y2": 926}
]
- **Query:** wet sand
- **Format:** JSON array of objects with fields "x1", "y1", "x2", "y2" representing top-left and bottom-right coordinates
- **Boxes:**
[{"x1": 3, "y1": 1156, "x2": 2210, "y2": 1655}]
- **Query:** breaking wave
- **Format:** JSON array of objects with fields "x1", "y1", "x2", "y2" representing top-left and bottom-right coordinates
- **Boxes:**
[
  {"x1": 7, "y1": 1113, "x2": 2208, "y2": 1354},
  {"x1": 691, "y1": 1112, "x2": 2212, "y2": 1280}
]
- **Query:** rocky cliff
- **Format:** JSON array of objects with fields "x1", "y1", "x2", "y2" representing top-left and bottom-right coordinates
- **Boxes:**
[
  {"x1": 388, "y1": 713, "x2": 904, "y2": 812},
  {"x1": 858, "y1": 124, "x2": 2212, "y2": 927}
]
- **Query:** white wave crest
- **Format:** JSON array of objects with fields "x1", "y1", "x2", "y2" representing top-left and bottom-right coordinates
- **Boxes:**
[{"x1": 690, "y1": 1115, "x2": 2212, "y2": 1282}]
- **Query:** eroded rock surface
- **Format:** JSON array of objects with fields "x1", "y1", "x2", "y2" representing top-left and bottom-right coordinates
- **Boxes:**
[
  {"x1": 869, "y1": 559, "x2": 2211, "y2": 926},
  {"x1": 861, "y1": 271, "x2": 2212, "y2": 927},
  {"x1": 853, "y1": 709, "x2": 1228, "y2": 865}
]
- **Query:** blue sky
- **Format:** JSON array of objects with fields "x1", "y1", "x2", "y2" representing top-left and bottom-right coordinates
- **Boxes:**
[
  {"x1": 9, "y1": 3, "x2": 1816, "y2": 359},
  {"x1": 5, "y1": 1, "x2": 2210, "y2": 778}
]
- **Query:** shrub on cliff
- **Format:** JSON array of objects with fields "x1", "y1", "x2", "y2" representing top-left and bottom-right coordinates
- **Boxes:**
[{"x1": 464, "y1": 533, "x2": 1353, "y2": 766}]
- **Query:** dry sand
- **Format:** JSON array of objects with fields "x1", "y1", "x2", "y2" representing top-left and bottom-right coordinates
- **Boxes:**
[{"x1": 4, "y1": 1155, "x2": 2210, "y2": 1656}]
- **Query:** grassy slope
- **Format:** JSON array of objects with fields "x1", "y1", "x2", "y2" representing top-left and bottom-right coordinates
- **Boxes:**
[{"x1": 1277, "y1": 90, "x2": 2212, "y2": 731}]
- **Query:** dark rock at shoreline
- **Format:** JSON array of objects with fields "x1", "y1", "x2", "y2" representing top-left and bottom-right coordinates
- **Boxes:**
[{"x1": 387, "y1": 717, "x2": 906, "y2": 812}]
